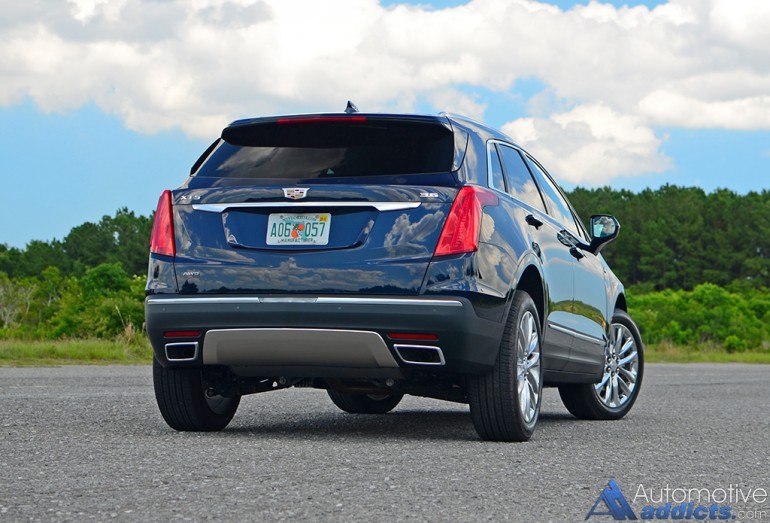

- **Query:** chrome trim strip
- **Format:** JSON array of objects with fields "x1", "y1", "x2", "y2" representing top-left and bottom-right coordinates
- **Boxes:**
[
  {"x1": 259, "y1": 297, "x2": 318, "y2": 304},
  {"x1": 146, "y1": 297, "x2": 463, "y2": 307},
  {"x1": 193, "y1": 202, "x2": 421, "y2": 213},
  {"x1": 147, "y1": 297, "x2": 290, "y2": 305},
  {"x1": 316, "y1": 297, "x2": 462, "y2": 307},
  {"x1": 548, "y1": 323, "x2": 605, "y2": 346}
]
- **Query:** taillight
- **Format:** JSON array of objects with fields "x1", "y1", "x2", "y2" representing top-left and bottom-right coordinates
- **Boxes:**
[
  {"x1": 150, "y1": 190, "x2": 175, "y2": 257},
  {"x1": 434, "y1": 186, "x2": 498, "y2": 257}
]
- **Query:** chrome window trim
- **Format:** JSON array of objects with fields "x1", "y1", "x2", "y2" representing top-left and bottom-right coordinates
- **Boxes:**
[
  {"x1": 485, "y1": 140, "x2": 505, "y2": 193},
  {"x1": 146, "y1": 296, "x2": 464, "y2": 308},
  {"x1": 192, "y1": 202, "x2": 421, "y2": 213}
]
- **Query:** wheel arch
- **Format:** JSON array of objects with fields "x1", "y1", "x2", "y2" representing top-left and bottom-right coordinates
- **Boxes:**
[
  {"x1": 614, "y1": 293, "x2": 628, "y2": 312},
  {"x1": 514, "y1": 262, "x2": 546, "y2": 330}
]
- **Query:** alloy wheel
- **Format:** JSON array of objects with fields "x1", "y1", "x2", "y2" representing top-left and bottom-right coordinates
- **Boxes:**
[
  {"x1": 517, "y1": 310, "x2": 541, "y2": 425},
  {"x1": 595, "y1": 322, "x2": 639, "y2": 409}
]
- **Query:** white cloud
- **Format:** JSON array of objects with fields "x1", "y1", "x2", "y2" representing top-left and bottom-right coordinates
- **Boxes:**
[
  {"x1": 427, "y1": 88, "x2": 487, "y2": 121},
  {"x1": 503, "y1": 104, "x2": 672, "y2": 185},
  {"x1": 1, "y1": 0, "x2": 769, "y2": 184},
  {"x1": 68, "y1": 0, "x2": 128, "y2": 24},
  {"x1": 639, "y1": 90, "x2": 770, "y2": 130}
]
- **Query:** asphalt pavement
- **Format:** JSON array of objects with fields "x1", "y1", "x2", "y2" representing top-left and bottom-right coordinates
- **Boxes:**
[{"x1": 1, "y1": 364, "x2": 768, "y2": 522}]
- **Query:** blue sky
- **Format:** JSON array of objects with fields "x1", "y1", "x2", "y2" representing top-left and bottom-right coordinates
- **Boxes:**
[{"x1": 1, "y1": 0, "x2": 769, "y2": 248}]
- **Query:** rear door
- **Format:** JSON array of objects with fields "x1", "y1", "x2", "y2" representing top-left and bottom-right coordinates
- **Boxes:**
[
  {"x1": 171, "y1": 115, "x2": 461, "y2": 296},
  {"x1": 493, "y1": 143, "x2": 575, "y2": 371},
  {"x1": 523, "y1": 156, "x2": 609, "y2": 375}
]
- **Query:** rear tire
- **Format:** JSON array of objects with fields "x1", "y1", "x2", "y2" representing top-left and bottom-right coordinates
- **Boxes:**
[
  {"x1": 327, "y1": 390, "x2": 403, "y2": 414},
  {"x1": 558, "y1": 309, "x2": 644, "y2": 420},
  {"x1": 153, "y1": 358, "x2": 240, "y2": 431},
  {"x1": 468, "y1": 291, "x2": 543, "y2": 442}
]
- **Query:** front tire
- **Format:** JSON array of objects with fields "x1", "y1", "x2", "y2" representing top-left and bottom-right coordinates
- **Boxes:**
[
  {"x1": 327, "y1": 390, "x2": 403, "y2": 414},
  {"x1": 558, "y1": 309, "x2": 644, "y2": 420},
  {"x1": 153, "y1": 358, "x2": 241, "y2": 431},
  {"x1": 468, "y1": 291, "x2": 543, "y2": 442}
]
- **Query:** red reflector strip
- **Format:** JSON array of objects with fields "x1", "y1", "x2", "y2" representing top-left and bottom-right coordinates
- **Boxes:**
[
  {"x1": 276, "y1": 116, "x2": 367, "y2": 124},
  {"x1": 387, "y1": 333, "x2": 439, "y2": 341},
  {"x1": 163, "y1": 330, "x2": 202, "y2": 338}
]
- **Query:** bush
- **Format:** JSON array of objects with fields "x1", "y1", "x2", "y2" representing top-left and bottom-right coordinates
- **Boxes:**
[
  {"x1": 629, "y1": 283, "x2": 770, "y2": 351},
  {"x1": 3, "y1": 257, "x2": 770, "y2": 356}
]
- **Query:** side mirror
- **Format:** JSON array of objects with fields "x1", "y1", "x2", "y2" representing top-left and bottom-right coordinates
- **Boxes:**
[{"x1": 587, "y1": 215, "x2": 620, "y2": 255}]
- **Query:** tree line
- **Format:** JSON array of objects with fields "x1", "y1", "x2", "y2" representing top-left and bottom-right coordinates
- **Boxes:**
[
  {"x1": 3, "y1": 186, "x2": 769, "y2": 290},
  {"x1": 568, "y1": 185, "x2": 770, "y2": 291},
  {"x1": 0, "y1": 208, "x2": 149, "y2": 340},
  {"x1": 1, "y1": 186, "x2": 769, "y2": 349},
  {"x1": 0, "y1": 208, "x2": 151, "y2": 280},
  {"x1": 0, "y1": 263, "x2": 145, "y2": 341}
]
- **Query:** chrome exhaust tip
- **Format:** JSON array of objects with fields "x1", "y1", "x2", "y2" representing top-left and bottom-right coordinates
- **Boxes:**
[
  {"x1": 393, "y1": 344, "x2": 445, "y2": 366},
  {"x1": 165, "y1": 342, "x2": 199, "y2": 362}
]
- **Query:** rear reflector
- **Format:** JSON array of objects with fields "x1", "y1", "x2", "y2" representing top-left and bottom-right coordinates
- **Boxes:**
[
  {"x1": 387, "y1": 333, "x2": 439, "y2": 341},
  {"x1": 150, "y1": 190, "x2": 175, "y2": 257},
  {"x1": 434, "y1": 186, "x2": 498, "y2": 257},
  {"x1": 164, "y1": 330, "x2": 202, "y2": 338}
]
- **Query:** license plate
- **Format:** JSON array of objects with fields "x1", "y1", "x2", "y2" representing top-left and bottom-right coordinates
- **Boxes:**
[{"x1": 266, "y1": 213, "x2": 331, "y2": 245}]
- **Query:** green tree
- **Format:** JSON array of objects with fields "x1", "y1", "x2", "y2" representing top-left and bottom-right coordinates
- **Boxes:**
[
  {"x1": 105, "y1": 208, "x2": 153, "y2": 276},
  {"x1": 0, "y1": 272, "x2": 37, "y2": 329},
  {"x1": 48, "y1": 263, "x2": 144, "y2": 339},
  {"x1": 568, "y1": 185, "x2": 770, "y2": 290},
  {"x1": 63, "y1": 221, "x2": 115, "y2": 274}
]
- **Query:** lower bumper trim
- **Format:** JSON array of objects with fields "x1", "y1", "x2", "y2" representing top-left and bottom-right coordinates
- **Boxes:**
[{"x1": 202, "y1": 328, "x2": 400, "y2": 368}]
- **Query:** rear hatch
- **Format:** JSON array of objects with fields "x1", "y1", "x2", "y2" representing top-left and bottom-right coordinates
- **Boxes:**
[{"x1": 171, "y1": 114, "x2": 466, "y2": 295}]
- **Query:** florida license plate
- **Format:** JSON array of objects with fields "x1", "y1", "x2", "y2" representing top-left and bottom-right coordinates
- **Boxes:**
[{"x1": 266, "y1": 213, "x2": 331, "y2": 245}]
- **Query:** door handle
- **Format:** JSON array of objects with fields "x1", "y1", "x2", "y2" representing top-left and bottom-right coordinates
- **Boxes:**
[
  {"x1": 569, "y1": 247, "x2": 585, "y2": 260},
  {"x1": 525, "y1": 214, "x2": 543, "y2": 229}
]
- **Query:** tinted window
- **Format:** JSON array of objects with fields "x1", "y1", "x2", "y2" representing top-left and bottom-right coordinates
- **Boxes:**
[
  {"x1": 497, "y1": 145, "x2": 546, "y2": 212},
  {"x1": 487, "y1": 144, "x2": 506, "y2": 192},
  {"x1": 525, "y1": 156, "x2": 580, "y2": 234},
  {"x1": 195, "y1": 120, "x2": 454, "y2": 179}
]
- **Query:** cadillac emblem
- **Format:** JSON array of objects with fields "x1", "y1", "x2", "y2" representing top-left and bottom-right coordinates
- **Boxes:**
[{"x1": 283, "y1": 187, "x2": 309, "y2": 200}]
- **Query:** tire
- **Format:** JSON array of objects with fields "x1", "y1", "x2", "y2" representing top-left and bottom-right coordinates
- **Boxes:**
[
  {"x1": 468, "y1": 291, "x2": 543, "y2": 442},
  {"x1": 327, "y1": 390, "x2": 404, "y2": 414},
  {"x1": 558, "y1": 309, "x2": 644, "y2": 420},
  {"x1": 153, "y1": 358, "x2": 240, "y2": 431}
]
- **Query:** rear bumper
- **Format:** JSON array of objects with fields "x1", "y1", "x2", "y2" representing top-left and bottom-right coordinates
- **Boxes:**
[{"x1": 145, "y1": 295, "x2": 505, "y2": 377}]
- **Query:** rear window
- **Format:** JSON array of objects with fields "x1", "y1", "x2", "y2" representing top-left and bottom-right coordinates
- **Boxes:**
[{"x1": 194, "y1": 119, "x2": 454, "y2": 179}]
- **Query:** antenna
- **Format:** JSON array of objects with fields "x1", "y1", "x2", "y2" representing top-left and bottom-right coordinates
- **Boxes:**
[{"x1": 345, "y1": 101, "x2": 359, "y2": 114}]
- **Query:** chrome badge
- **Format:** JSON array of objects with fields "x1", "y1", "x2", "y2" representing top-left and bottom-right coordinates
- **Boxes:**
[{"x1": 283, "y1": 187, "x2": 309, "y2": 200}]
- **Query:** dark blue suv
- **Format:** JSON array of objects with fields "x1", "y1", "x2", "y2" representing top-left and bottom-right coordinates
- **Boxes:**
[{"x1": 146, "y1": 111, "x2": 644, "y2": 441}]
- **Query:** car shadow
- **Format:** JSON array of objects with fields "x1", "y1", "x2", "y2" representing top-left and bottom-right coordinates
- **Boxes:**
[{"x1": 219, "y1": 408, "x2": 577, "y2": 442}]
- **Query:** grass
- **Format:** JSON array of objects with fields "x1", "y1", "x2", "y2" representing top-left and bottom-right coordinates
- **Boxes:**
[
  {"x1": 1, "y1": 339, "x2": 769, "y2": 366},
  {"x1": 0, "y1": 339, "x2": 153, "y2": 367},
  {"x1": 645, "y1": 341, "x2": 770, "y2": 364}
]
